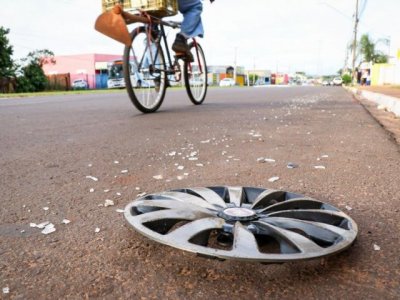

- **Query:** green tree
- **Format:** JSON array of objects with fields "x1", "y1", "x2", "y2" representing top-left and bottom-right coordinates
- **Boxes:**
[
  {"x1": 359, "y1": 34, "x2": 388, "y2": 64},
  {"x1": 16, "y1": 49, "x2": 55, "y2": 92},
  {"x1": 0, "y1": 26, "x2": 15, "y2": 77}
]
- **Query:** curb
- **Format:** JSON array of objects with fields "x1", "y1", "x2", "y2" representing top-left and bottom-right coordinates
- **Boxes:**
[{"x1": 346, "y1": 87, "x2": 400, "y2": 117}]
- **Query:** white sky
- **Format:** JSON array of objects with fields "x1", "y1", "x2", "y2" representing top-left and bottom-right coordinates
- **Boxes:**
[{"x1": 1, "y1": 0, "x2": 400, "y2": 75}]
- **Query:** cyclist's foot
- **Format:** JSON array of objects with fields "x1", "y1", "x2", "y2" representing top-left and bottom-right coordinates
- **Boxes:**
[{"x1": 172, "y1": 33, "x2": 194, "y2": 62}]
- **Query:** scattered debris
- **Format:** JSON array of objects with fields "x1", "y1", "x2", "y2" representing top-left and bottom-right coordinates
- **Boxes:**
[
  {"x1": 168, "y1": 151, "x2": 177, "y2": 156},
  {"x1": 196, "y1": 163, "x2": 204, "y2": 167},
  {"x1": 188, "y1": 157, "x2": 198, "y2": 161},
  {"x1": 121, "y1": 170, "x2": 128, "y2": 174},
  {"x1": 137, "y1": 192, "x2": 146, "y2": 197},
  {"x1": 86, "y1": 175, "x2": 98, "y2": 182},
  {"x1": 88, "y1": 164, "x2": 93, "y2": 167},
  {"x1": 257, "y1": 157, "x2": 276, "y2": 163},
  {"x1": 287, "y1": 162, "x2": 298, "y2": 169},
  {"x1": 177, "y1": 165, "x2": 184, "y2": 170},
  {"x1": 3, "y1": 287, "x2": 9, "y2": 294},
  {"x1": 114, "y1": 160, "x2": 119, "y2": 164},
  {"x1": 95, "y1": 227, "x2": 100, "y2": 233},
  {"x1": 116, "y1": 192, "x2": 121, "y2": 196},
  {"x1": 116, "y1": 209, "x2": 125, "y2": 213},
  {"x1": 321, "y1": 155, "x2": 329, "y2": 158},
  {"x1": 314, "y1": 165, "x2": 326, "y2": 169},
  {"x1": 41, "y1": 223, "x2": 56, "y2": 235},
  {"x1": 104, "y1": 199, "x2": 115, "y2": 207},
  {"x1": 62, "y1": 219, "x2": 71, "y2": 224},
  {"x1": 153, "y1": 175, "x2": 163, "y2": 180},
  {"x1": 200, "y1": 139, "x2": 210, "y2": 143},
  {"x1": 373, "y1": 244, "x2": 381, "y2": 251},
  {"x1": 43, "y1": 207, "x2": 49, "y2": 211},
  {"x1": 89, "y1": 188, "x2": 95, "y2": 193},
  {"x1": 345, "y1": 205, "x2": 352, "y2": 211},
  {"x1": 177, "y1": 176, "x2": 184, "y2": 180},
  {"x1": 268, "y1": 176, "x2": 280, "y2": 183}
]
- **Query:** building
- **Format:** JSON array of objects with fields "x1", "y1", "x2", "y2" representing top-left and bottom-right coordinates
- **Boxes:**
[{"x1": 42, "y1": 53, "x2": 123, "y2": 89}]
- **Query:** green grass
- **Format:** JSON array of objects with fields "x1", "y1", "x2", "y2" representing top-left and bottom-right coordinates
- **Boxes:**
[{"x1": 0, "y1": 89, "x2": 125, "y2": 99}]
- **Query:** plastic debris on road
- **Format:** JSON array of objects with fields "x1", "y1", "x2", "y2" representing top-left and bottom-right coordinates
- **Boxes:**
[
  {"x1": 62, "y1": 219, "x2": 71, "y2": 224},
  {"x1": 268, "y1": 176, "x2": 280, "y2": 182},
  {"x1": 373, "y1": 244, "x2": 381, "y2": 251},
  {"x1": 153, "y1": 175, "x2": 163, "y2": 180},
  {"x1": 121, "y1": 170, "x2": 128, "y2": 173},
  {"x1": 2, "y1": 287, "x2": 9, "y2": 294},
  {"x1": 287, "y1": 162, "x2": 298, "y2": 169},
  {"x1": 314, "y1": 165, "x2": 326, "y2": 169},
  {"x1": 116, "y1": 209, "x2": 125, "y2": 213},
  {"x1": 104, "y1": 199, "x2": 115, "y2": 207},
  {"x1": 95, "y1": 227, "x2": 100, "y2": 233},
  {"x1": 86, "y1": 175, "x2": 98, "y2": 181},
  {"x1": 41, "y1": 223, "x2": 56, "y2": 235}
]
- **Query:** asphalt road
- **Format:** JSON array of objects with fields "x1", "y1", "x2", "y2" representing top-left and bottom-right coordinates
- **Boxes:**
[{"x1": 1, "y1": 86, "x2": 399, "y2": 299}]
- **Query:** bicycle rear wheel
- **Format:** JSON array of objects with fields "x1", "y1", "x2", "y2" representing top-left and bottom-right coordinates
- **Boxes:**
[
  {"x1": 123, "y1": 27, "x2": 167, "y2": 113},
  {"x1": 184, "y1": 41, "x2": 207, "y2": 105}
]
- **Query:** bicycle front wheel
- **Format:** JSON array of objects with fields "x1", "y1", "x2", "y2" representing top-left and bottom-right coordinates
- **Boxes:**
[
  {"x1": 184, "y1": 41, "x2": 208, "y2": 105},
  {"x1": 123, "y1": 27, "x2": 167, "y2": 113}
]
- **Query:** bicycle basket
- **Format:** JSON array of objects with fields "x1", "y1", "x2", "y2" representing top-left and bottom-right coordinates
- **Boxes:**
[
  {"x1": 102, "y1": 0, "x2": 133, "y2": 12},
  {"x1": 101, "y1": 0, "x2": 178, "y2": 17},
  {"x1": 132, "y1": 0, "x2": 178, "y2": 17}
]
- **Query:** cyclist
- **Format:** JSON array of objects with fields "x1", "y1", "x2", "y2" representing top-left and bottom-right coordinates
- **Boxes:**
[{"x1": 172, "y1": 0, "x2": 215, "y2": 57}]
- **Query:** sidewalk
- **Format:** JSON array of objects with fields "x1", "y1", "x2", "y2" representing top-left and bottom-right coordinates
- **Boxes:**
[{"x1": 347, "y1": 85, "x2": 400, "y2": 117}]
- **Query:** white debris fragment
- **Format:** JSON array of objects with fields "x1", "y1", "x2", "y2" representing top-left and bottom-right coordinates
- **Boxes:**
[
  {"x1": 287, "y1": 162, "x2": 298, "y2": 169},
  {"x1": 153, "y1": 175, "x2": 163, "y2": 180},
  {"x1": 43, "y1": 207, "x2": 49, "y2": 211},
  {"x1": 114, "y1": 160, "x2": 119, "y2": 164},
  {"x1": 177, "y1": 165, "x2": 184, "y2": 170},
  {"x1": 116, "y1": 192, "x2": 121, "y2": 196},
  {"x1": 184, "y1": 172, "x2": 189, "y2": 176},
  {"x1": 314, "y1": 165, "x2": 326, "y2": 169},
  {"x1": 345, "y1": 205, "x2": 352, "y2": 211},
  {"x1": 168, "y1": 151, "x2": 177, "y2": 156},
  {"x1": 188, "y1": 157, "x2": 198, "y2": 161},
  {"x1": 321, "y1": 155, "x2": 329, "y2": 158},
  {"x1": 268, "y1": 176, "x2": 280, "y2": 183},
  {"x1": 21, "y1": 230, "x2": 25, "y2": 233},
  {"x1": 86, "y1": 175, "x2": 98, "y2": 182},
  {"x1": 196, "y1": 163, "x2": 204, "y2": 167},
  {"x1": 95, "y1": 227, "x2": 100, "y2": 233},
  {"x1": 36, "y1": 221, "x2": 50, "y2": 229},
  {"x1": 104, "y1": 199, "x2": 115, "y2": 207},
  {"x1": 30, "y1": 223, "x2": 37, "y2": 228},
  {"x1": 62, "y1": 219, "x2": 71, "y2": 224},
  {"x1": 257, "y1": 157, "x2": 265, "y2": 163},
  {"x1": 200, "y1": 139, "x2": 210, "y2": 143},
  {"x1": 89, "y1": 188, "x2": 95, "y2": 193},
  {"x1": 377, "y1": 104, "x2": 386, "y2": 110},
  {"x1": 3, "y1": 287, "x2": 10, "y2": 294},
  {"x1": 373, "y1": 244, "x2": 381, "y2": 251},
  {"x1": 104, "y1": 189, "x2": 110, "y2": 193},
  {"x1": 116, "y1": 209, "x2": 125, "y2": 213},
  {"x1": 41, "y1": 223, "x2": 56, "y2": 235},
  {"x1": 135, "y1": 187, "x2": 140, "y2": 190},
  {"x1": 264, "y1": 158, "x2": 276, "y2": 163},
  {"x1": 88, "y1": 164, "x2": 93, "y2": 167},
  {"x1": 137, "y1": 192, "x2": 147, "y2": 197},
  {"x1": 121, "y1": 170, "x2": 128, "y2": 173},
  {"x1": 177, "y1": 176, "x2": 184, "y2": 180}
]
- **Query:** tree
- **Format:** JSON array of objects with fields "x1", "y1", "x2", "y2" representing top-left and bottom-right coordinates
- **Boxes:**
[
  {"x1": 16, "y1": 49, "x2": 55, "y2": 92},
  {"x1": 359, "y1": 34, "x2": 388, "y2": 64},
  {"x1": 0, "y1": 26, "x2": 15, "y2": 77}
]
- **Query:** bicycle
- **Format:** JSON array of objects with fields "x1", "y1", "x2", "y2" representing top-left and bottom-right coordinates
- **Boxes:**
[{"x1": 96, "y1": 5, "x2": 208, "y2": 113}]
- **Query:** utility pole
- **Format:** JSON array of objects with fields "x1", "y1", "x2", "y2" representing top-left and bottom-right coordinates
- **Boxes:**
[{"x1": 351, "y1": 0, "x2": 359, "y2": 83}]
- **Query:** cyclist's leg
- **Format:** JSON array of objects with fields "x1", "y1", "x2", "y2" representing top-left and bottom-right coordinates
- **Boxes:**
[{"x1": 173, "y1": 0, "x2": 203, "y2": 58}]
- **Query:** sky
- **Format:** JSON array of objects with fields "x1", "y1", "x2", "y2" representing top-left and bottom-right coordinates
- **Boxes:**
[{"x1": 1, "y1": 0, "x2": 400, "y2": 75}]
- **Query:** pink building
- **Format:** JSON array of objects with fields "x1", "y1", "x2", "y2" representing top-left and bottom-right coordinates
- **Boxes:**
[{"x1": 42, "y1": 53, "x2": 123, "y2": 89}]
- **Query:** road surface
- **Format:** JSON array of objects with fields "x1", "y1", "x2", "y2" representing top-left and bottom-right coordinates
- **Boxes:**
[{"x1": 1, "y1": 86, "x2": 399, "y2": 299}]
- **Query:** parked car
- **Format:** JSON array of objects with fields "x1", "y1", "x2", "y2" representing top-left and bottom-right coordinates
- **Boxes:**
[
  {"x1": 219, "y1": 78, "x2": 235, "y2": 87},
  {"x1": 72, "y1": 79, "x2": 88, "y2": 89},
  {"x1": 332, "y1": 77, "x2": 343, "y2": 86}
]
